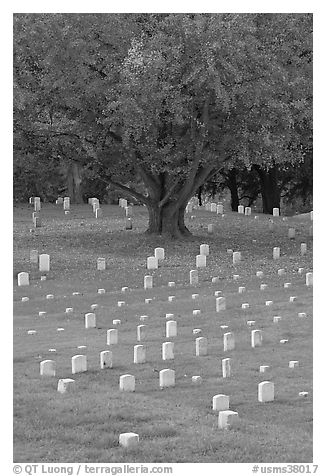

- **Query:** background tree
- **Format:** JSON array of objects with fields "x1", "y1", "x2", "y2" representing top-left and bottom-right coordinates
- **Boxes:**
[{"x1": 14, "y1": 13, "x2": 312, "y2": 234}]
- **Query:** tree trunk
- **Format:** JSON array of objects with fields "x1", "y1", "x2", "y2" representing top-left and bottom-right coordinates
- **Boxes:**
[
  {"x1": 197, "y1": 186, "x2": 203, "y2": 206},
  {"x1": 226, "y1": 168, "x2": 239, "y2": 211},
  {"x1": 146, "y1": 201, "x2": 191, "y2": 239},
  {"x1": 254, "y1": 165, "x2": 280, "y2": 214},
  {"x1": 67, "y1": 162, "x2": 84, "y2": 204}
]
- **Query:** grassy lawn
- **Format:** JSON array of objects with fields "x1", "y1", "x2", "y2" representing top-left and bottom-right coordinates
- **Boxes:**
[{"x1": 13, "y1": 203, "x2": 313, "y2": 463}]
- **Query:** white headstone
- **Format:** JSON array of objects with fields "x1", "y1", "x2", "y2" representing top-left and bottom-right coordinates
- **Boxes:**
[
  {"x1": 144, "y1": 275, "x2": 153, "y2": 289},
  {"x1": 193, "y1": 309, "x2": 201, "y2": 316},
  {"x1": 147, "y1": 256, "x2": 158, "y2": 269},
  {"x1": 195, "y1": 337, "x2": 208, "y2": 356},
  {"x1": 85, "y1": 313, "x2": 96, "y2": 329},
  {"x1": 273, "y1": 247, "x2": 280, "y2": 259},
  {"x1": 278, "y1": 269, "x2": 285, "y2": 276},
  {"x1": 196, "y1": 255, "x2": 206, "y2": 268},
  {"x1": 273, "y1": 208, "x2": 279, "y2": 216},
  {"x1": 162, "y1": 342, "x2": 174, "y2": 360},
  {"x1": 134, "y1": 345, "x2": 146, "y2": 364},
  {"x1": 159, "y1": 369, "x2": 175, "y2": 388},
  {"x1": 251, "y1": 329, "x2": 263, "y2": 348},
  {"x1": 40, "y1": 360, "x2": 56, "y2": 376},
  {"x1": 190, "y1": 270, "x2": 198, "y2": 285},
  {"x1": 258, "y1": 381, "x2": 274, "y2": 402},
  {"x1": 241, "y1": 303, "x2": 250, "y2": 309},
  {"x1": 97, "y1": 258, "x2": 106, "y2": 270},
  {"x1": 39, "y1": 254, "x2": 50, "y2": 272},
  {"x1": 300, "y1": 243, "x2": 307, "y2": 256},
  {"x1": 113, "y1": 319, "x2": 121, "y2": 326},
  {"x1": 223, "y1": 332, "x2": 235, "y2": 351},
  {"x1": 245, "y1": 207, "x2": 251, "y2": 216},
  {"x1": 95, "y1": 208, "x2": 102, "y2": 218},
  {"x1": 273, "y1": 316, "x2": 282, "y2": 323},
  {"x1": 107, "y1": 329, "x2": 118, "y2": 345},
  {"x1": 260, "y1": 284, "x2": 267, "y2": 291},
  {"x1": 208, "y1": 224, "x2": 214, "y2": 234},
  {"x1": 57, "y1": 378, "x2": 75, "y2": 393},
  {"x1": 17, "y1": 272, "x2": 29, "y2": 286},
  {"x1": 137, "y1": 324, "x2": 146, "y2": 342},
  {"x1": 168, "y1": 281, "x2": 175, "y2": 287},
  {"x1": 154, "y1": 247, "x2": 165, "y2": 261},
  {"x1": 100, "y1": 350, "x2": 113, "y2": 369},
  {"x1": 30, "y1": 249, "x2": 38, "y2": 263},
  {"x1": 166, "y1": 320, "x2": 177, "y2": 338},
  {"x1": 238, "y1": 286, "x2": 246, "y2": 294},
  {"x1": 168, "y1": 295, "x2": 175, "y2": 302},
  {"x1": 217, "y1": 204, "x2": 224, "y2": 214},
  {"x1": 119, "y1": 374, "x2": 135, "y2": 392},
  {"x1": 71, "y1": 355, "x2": 87, "y2": 374},
  {"x1": 218, "y1": 410, "x2": 239, "y2": 429},
  {"x1": 34, "y1": 197, "x2": 41, "y2": 211},
  {"x1": 238, "y1": 205, "x2": 244, "y2": 214},
  {"x1": 233, "y1": 251, "x2": 241, "y2": 264},
  {"x1": 259, "y1": 365, "x2": 270, "y2": 373},
  {"x1": 213, "y1": 394, "x2": 229, "y2": 411},
  {"x1": 306, "y1": 272, "x2": 313, "y2": 286},
  {"x1": 119, "y1": 432, "x2": 139, "y2": 448},
  {"x1": 192, "y1": 376, "x2": 202, "y2": 384},
  {"x1": 210, "y1": 203, "x2": 217, "y2": 212},
  {"x1": 63, "y1": 197, "x2": 70, "y2": 210},
  {"x1": 289, "y1": 360, "x2": 299, "y2": 368},
  {"x1": 200, "y1": 244, "x2": 209, "y2": 256},
  {"x1": 216, "y1": 297, "x2": 226, "y2": 312},
  {"x1": 256, "y1": 271, "x2": 264, "y2": 278},
  {"x1": 222, "y1": 358, "x2": 231, "y2": 378}
]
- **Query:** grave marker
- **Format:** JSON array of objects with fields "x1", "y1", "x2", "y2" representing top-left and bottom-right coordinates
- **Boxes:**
[
  {"x1": 162, "y1": 342, "x2": 174, "y2": 360},
  {"x1": 288, "y1": 228, "x2": 296, "y2": 239},
  {"x1": 107, "y1": 329, "x2": 118, "y2": 345},
  {"x1": 119, "y1": 433, "x2": 139, "y2": 448},
  {"x1": 245, "y1": 207, "x2": 251, "y2": 216},
  {"x1": 97, "y1": 258, "x2": 106, "y2": 271},
  {"x1": 39, "y1": 254, "x2": 50, "y2": 272},
  {"x1": 216, "y1": 297, "x2": 226, "y2": 312},
  {"x1": 57, "y1": 379, "x2": 75, "y2": 393},
  {"x1": 218, "y1": 411, "x2": 239, "y2": 429},
  {"x1": 213, "y1": 394, "x2": 229, "y2": 411},
  {"x1": 137, "y1": 325, "x2": 146, "y2": 342},
  {"x1": 301, "y1": 243, "x2": 307, "y2": 256},
  {"x1": 306, "y1": 272, "x2": 313, "y2": 286},
  {"x1": 144, "y1": 275, "x2": 153, "y2": 289},
  {"x1": 134, "y1": 345, "x2": 146, "y2": 364},
  {"x1": 71, "y1": 355, "x2": 87, "y2": 374},
  {"x1": 258, "y1": 381, "x2": 274, "y2": 402},
  {"x1": 195, "y1": 337, "x2": 208, "y2": 356},
  {"x1": 159, "y1": 369, "x2": 175, "y2": 388},
  {"x1": 273, "y1": 208, "x2": 279, "y2": 216},
  {"x1": 190, "y1": 270, "x2": 198, "y2": 285},
  {"x1": 40, "y1": 360, "x2": 56, "y2": 376},
  {"x1": 30, "y1": 250, "x2": 38, "y2": 264},
  {"x1": 120, "y1": 374, "x2": 135, "y2": 392},
  {"x1": 200, "y1": 244, "x2": 209, "y2": 256},
  {"x1": 166, "y1": 321, "x2": 177, "y2": 338},
  {"x1": 196, "y1": 255, "x2": 206, "y2": 268},
  {"x1": 223, "y1": 332, "x2": 235, "y2": 351},
  {"x1": 233, "y1": 251, "x2": 241, "y2": 264},
  {"x1": 85, "y1": 313, "x2": 96, "y2": 329},
  {"x1": 273, "y1": 247, "x2": 280, "y2": 260},
  {"x1": 100, "y1": 350, "x2": 113, "y2": 369},
  {"x1": 154, "y1": 247, "x2": 165, "y2": 261},
  {"x1": 238, "y1": 205, "x2": 244, "y2": 214},
  {"x1": 251, "y1": 330, "x2": 263, "y2": 348},
  {"x1": 222, "y1": 358, "x2": 231, "y2": 378},
  {"x1": 147, "y1": 256, "x2": 158, "y2": 269},
  {"x1": 17, "y1": 272, "x2": 29, "y2": 286}
]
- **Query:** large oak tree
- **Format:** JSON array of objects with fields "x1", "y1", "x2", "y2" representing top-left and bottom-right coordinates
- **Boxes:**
[{"x1": 14, "y1": 13, "x2": 312, "y2": 236}]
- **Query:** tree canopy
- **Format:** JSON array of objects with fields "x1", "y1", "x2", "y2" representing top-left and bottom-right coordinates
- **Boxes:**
[{"x1": 14, "y1": 13, "x2": 312, "y2": 235}]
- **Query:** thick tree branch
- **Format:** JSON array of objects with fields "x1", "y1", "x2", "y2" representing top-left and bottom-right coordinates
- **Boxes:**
[{"x1": 97, "y1": 177, "x2": 152, "y2": 206}]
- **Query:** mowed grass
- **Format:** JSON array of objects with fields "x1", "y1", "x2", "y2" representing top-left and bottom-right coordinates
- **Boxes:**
[{"x1": 13, "y1": 203, "x2": 313, "y2": 463}]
